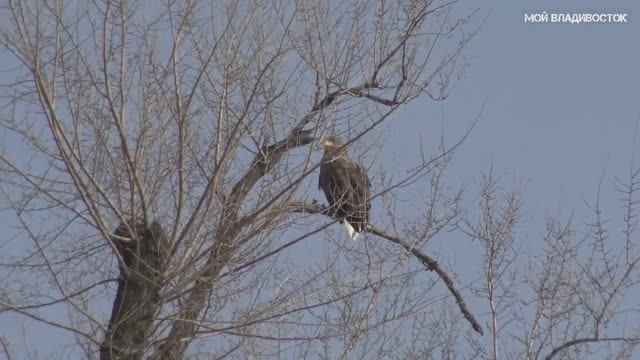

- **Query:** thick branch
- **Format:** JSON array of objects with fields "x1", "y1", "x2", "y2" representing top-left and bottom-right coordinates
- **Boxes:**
[
  {"x1": 101, "y1": 221, "x2": 168, "y2": 360},
  {"x1": 153, "y1": 128, "x2": 315, "y2": 359},
  {"x1": 154, "y1": 81, "x2": 400, "y2": 357},
  {"x1": 284, "y1": 201, "x2": 484, "y2": 336}
]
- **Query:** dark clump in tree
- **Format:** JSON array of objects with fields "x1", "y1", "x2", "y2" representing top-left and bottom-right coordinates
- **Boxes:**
[{"x1": 100, "y1": 220, "x2": 168, "y2": 360}]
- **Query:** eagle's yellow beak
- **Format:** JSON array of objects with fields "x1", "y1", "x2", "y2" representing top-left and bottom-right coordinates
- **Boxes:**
[{"x1": 323, "y1": 139, "x2": 334, "y2": 147}]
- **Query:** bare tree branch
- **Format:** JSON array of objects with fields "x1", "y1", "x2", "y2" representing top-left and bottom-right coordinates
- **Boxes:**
[
  {"x1": 545, "y1": 337, "x2": 640, "y2": 360},
  {"x1": 283, "y1": 201, "x2": 484, "y2": 336}
]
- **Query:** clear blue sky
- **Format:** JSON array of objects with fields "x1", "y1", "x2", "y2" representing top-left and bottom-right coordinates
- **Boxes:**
[{"x1": 1, "y1": 0, "x2": 639, "y2": 357}]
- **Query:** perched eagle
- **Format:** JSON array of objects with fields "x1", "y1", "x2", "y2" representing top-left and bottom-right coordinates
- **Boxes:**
[{"x1": 319, "y1": 136, "x2": 371, "y2": 240}]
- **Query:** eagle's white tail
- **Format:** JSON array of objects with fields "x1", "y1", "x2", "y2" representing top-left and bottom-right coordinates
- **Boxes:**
[{"x1": 343, "y1": 221, "x2": 360, "y2": 240}]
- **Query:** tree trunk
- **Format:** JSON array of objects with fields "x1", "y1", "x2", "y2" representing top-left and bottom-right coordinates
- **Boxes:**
[{"x1": 100, "y1": 221, "x2": 167, "y2": 360}]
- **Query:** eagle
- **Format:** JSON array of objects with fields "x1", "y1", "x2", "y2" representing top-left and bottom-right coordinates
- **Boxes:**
[{"x1": 319, "y1": 136, "x2": 371, "y2": 240}]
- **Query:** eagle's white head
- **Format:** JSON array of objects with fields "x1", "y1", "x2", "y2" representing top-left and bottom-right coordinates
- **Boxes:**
[{"x1": 321, "y1": 136, "x2": 347, "y2": 156}]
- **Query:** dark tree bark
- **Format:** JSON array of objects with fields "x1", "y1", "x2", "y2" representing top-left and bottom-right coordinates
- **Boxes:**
[{"x1": 100, "y1": 221, "x2": 168, "y2": 360}]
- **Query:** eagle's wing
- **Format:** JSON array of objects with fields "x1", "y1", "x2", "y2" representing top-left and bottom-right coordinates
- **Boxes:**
[
  {"x1": 348, "y1": 161, "x2": 370, "y2": 200},
  {"x1": 346, "y1": 160, "x2": 371, "y2": 231},
  {"x1": 318, "y1": 163, "x2": 334, "y2": 205},
  {"x1": 319, "y1": 160, "x2": 353, "y2": 214}
]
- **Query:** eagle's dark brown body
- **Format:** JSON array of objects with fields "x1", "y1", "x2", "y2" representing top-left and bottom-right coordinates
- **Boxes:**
[{"x1": 319, "y1": 137, "x2": 371, "y2": 240}]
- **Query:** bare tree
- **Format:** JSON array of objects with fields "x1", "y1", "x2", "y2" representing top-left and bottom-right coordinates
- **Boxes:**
[
  {"x1": 0, "y1": 0, "x2": 482, "y2": 358},
  {"x1": 461, "y1": 168, "x2": 521, "y2": 360},
  {"x1": 3, "y1": 1, "x2": 639, "y2": 360},
  {"x1": 517, "y1": 170, "x2": 640, "y2": 360},
  {"x1": 459, "y1": 169, "x2": 640, "y2": 360}
]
